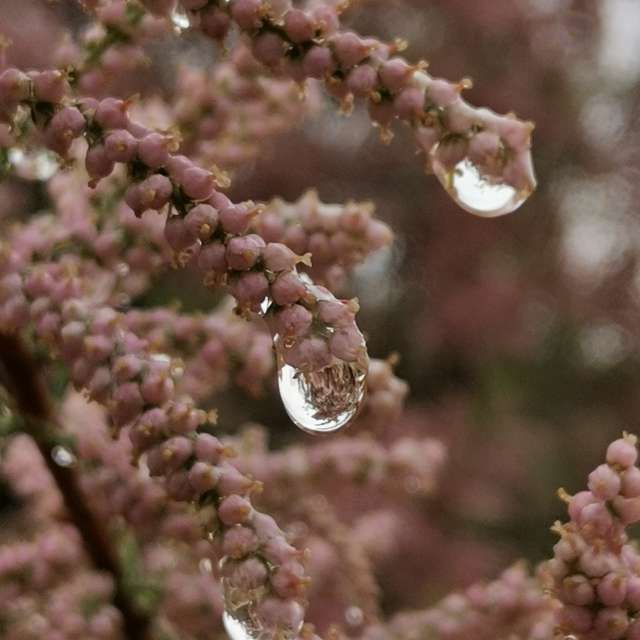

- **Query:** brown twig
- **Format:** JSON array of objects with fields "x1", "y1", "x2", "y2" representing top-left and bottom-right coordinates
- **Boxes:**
[{"x1": 0, "y1": 331, "x2": 153, "y2": 640}]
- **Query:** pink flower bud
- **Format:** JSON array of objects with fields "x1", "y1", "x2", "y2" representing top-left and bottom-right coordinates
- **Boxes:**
[
  {"x1": 104, "y1": 129, "x2": 138, "y2": 163},
  {"x1": 588, "y1": 464, "x2": 621, "y2": 500},
  {"x1": 302, "y1": 46, "x2": 335, "y2": 78},
  {"x1": 188, "y1": 461, "x2": 220, "y2": 494},
  {"x1": 331, "y1": 32, "x2": 369, "y2": 68},
  {"x1": 607, "y1": 437, "x2": 638, "y2": 468},
  {"x1": 275, "y1": 305, "x2": 313, "y2": 337},
  {"x1": 271, "y1": 271, "x2": 306, "y2": 306},
  {"x1": 219, "y1": 495, "x2": 252, "y2": 525},
  {"x1": 230, "y1": 272, "x2": 269, "y2": 309},
  {"x1": 180, "y1": 166, "x2": 215, "y2": 200},
  {"x1": 138, "y1": 174, "x2": 173, "y2": 211},
  {"x1": 284, "y1": 9, "x2": 314, "y2": 43},
  {"x1": 226, "y1": 234, "x2": 265, "y2": 271},
  {"x1": 95, "y1": 98, "x2": 129, "y2": 130},
  {"x1": 138, "y1": 133, "x2": 170, "y2": 168},
  {"x1": 184, "y1": 204, "x2": 219, "y2": 241},
  {"x1": 379, "y1": 59, "x2": 413, "y2": 93}
]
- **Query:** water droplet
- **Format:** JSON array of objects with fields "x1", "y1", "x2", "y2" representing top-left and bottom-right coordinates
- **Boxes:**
[
  {"x1": 223, "y1": 610, "x2": 260, "y2": 640},
  {"x1": 8, "y1": 148, "x2": 59, "y2": 181},
  {"x1": 345, "y1": 606, "x2": 364, "y2": 627},
  {"x1": 51, "y1": 445, "x2": 76, "y2": 467},
  {"x1": 171, "y1": 6, "x2": 190, "y2": 32},
  {"x1": 432, "y1": 150, "x2": 529, "y2": 218},
  {"x1": 276, "y1": 342, "x2": 367, "y2": 434}
]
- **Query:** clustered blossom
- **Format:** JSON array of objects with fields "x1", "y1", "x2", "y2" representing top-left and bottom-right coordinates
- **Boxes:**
[
  {"x1": 0, "y1": 74, "x2": 372, "y2": 377},
  {"x1": 367, "y1": 562, "x2": 555, "y2": 640},
  {"x1": 0, "y1": 524, "x2": 122, "y2": 640},
  {"x1": 544, "y1": 434, "x2": 640, "y2": 639},
  {"x1": 0, "y1": 1, "x2": 550, "y2": 639},
  {"x1": 125, "y1": 0, "x2": 536, "y2": 198}
]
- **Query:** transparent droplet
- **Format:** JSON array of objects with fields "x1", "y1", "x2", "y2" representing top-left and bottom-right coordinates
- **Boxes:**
[
  {"x1": 345, "y1": 606, "x2": 364, "y2": 627},
  {"x1": 171, "y1": 6, "x2": 190, "y2": 31},
  {"x1": 432, "y1": 150, "x2": 529, "y2": 218},
  {"x1": 276, "y1": 342, "x2": 367, "y2": 435},
  {"x1": 51, "y1": 445, "x2": 76, "y2": 467},
  {"x1": 223, "y1": 610, "x2": 260, "y2": 640},
  {"x1": 8, "y1": 148, "x2": 59, "y2": 181}
]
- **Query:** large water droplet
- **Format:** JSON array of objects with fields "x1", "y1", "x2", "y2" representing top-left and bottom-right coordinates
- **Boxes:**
[
  {"x1": 432, "y1": 152, "x2": 529, "y2": 218},
  {"x1": 277, "y1": 344, "x2": 367, "y2": 434}
]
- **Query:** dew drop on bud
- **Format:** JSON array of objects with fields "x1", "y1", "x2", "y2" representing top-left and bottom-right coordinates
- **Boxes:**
[
  {"x1": 276, "y1": 339, "x2": 367, "y2": 435},
  {"x1": 431, "y1": 144, "x2": 531, "y2": 218}
]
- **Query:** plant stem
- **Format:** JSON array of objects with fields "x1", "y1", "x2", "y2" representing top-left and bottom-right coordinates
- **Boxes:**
[{"x1": 0, "y1": 332, "x2": 153, "y2": 640}]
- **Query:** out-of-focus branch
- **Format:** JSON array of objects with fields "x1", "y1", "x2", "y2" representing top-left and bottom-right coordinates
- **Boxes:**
[{"x1": 0, "y1": 331, "x2": 153, "y2": 640}]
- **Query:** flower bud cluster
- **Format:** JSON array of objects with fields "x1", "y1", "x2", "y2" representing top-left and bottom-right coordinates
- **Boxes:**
[
  {"x1": 368, "y1": 562, "x2": 554, "y2": 640},
  {"x1": 163, "y1": 0, "x2": 538, "y2": 195},
  {"x1": 255, "y1": 190, "x2": 393, "y2": 291},
  {"x1": 124, "y1": 304, "x2": 275, "y2": 399},
  {"x1": 544, "y1": 434, "x2": 640, "y2": 639},
  {"x1": 173, "y1": 45, "x2": 314, "y2": 170},
  {"x1": 0, "y1": 526, "x2": 123, "y2": 640},
  {"x1": 0, "y1": 260, "x2": 309, "y2": 639},
  {"x1": 0, "y1": 75, "x2": 370, "y2": 376}
]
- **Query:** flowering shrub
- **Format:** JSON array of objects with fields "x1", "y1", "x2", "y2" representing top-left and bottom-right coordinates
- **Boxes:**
[{"x1": 2, "y1": 1, "x2": 636, "y2": 640}]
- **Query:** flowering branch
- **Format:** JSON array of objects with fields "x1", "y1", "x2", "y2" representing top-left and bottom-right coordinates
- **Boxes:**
[{"x1": 0, "y1": 332, "x2": 153, "y2": 640}]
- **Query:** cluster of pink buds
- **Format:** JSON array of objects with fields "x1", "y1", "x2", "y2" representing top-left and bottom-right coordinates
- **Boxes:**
[
  {"x1": 173, "y1": 45, "x2": 315, "y2": 170},
  {"x1": 369, "y1": 562, "x2": 555, "y2": 640},
  {"x1": 114, "y1": 0, "x2": 539, "y2": 217},
  {"x1": 545, "y1": 434, "x2": 640, "y2": 639}
]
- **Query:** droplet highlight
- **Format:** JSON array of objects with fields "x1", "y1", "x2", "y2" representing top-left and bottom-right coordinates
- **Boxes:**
[
  {"x1": 223, "y1": 610, "x2": 259, "y2": 640},
  {"x1": 51, "y1": 445, "x2": 76, "y2": 467},
  {"x1": 276, "y1": 342, "x2": 367, "y2": 434},
  {"x1": 431, "y1": 147, "x2": 531, "y2": 218},
  {"x1": 171, "y1": 6, "x2": 190, "y2": 32}
]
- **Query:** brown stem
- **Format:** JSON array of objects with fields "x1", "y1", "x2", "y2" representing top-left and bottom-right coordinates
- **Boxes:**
[{"x1": 0, "y1": 332, "x2": 153, "y2": 640}]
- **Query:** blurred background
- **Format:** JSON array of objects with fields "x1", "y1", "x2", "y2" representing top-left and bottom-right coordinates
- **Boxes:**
[{"x1": 2, "y1": 0, "x2": 640, "y2": 627}]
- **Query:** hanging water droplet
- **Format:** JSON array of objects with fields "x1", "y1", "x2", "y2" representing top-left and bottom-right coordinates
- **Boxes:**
[
  {"x1": 276, "y1": 341, "x2": 367, "y2": 435},
  {"x1": 431, "y1": 146, "x2": 530, "y2": 218},
  {"x1": 171, "y1": 5, "x2": 190, "y2": 32},
  {"x1": 51, "y1": 445, "x2": 76, "y2": 467},
  {"x1": 8, "y1": 148, "x2": 59, "y2": 181}
]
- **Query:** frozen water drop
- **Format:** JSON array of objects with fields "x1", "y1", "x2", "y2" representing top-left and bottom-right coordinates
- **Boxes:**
[
  {"x1": 432, "y1": 148, "x2": 530, "y2": 218},
  {"x1": 171, "y1": 6, "x2": 190, "y2": 32},
  {"x1": 51, "y1": 445, "x2": 76, "y2": 467},
  {"x1": 277, "y1": 343, "x2": 367, "y2": 434}
]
